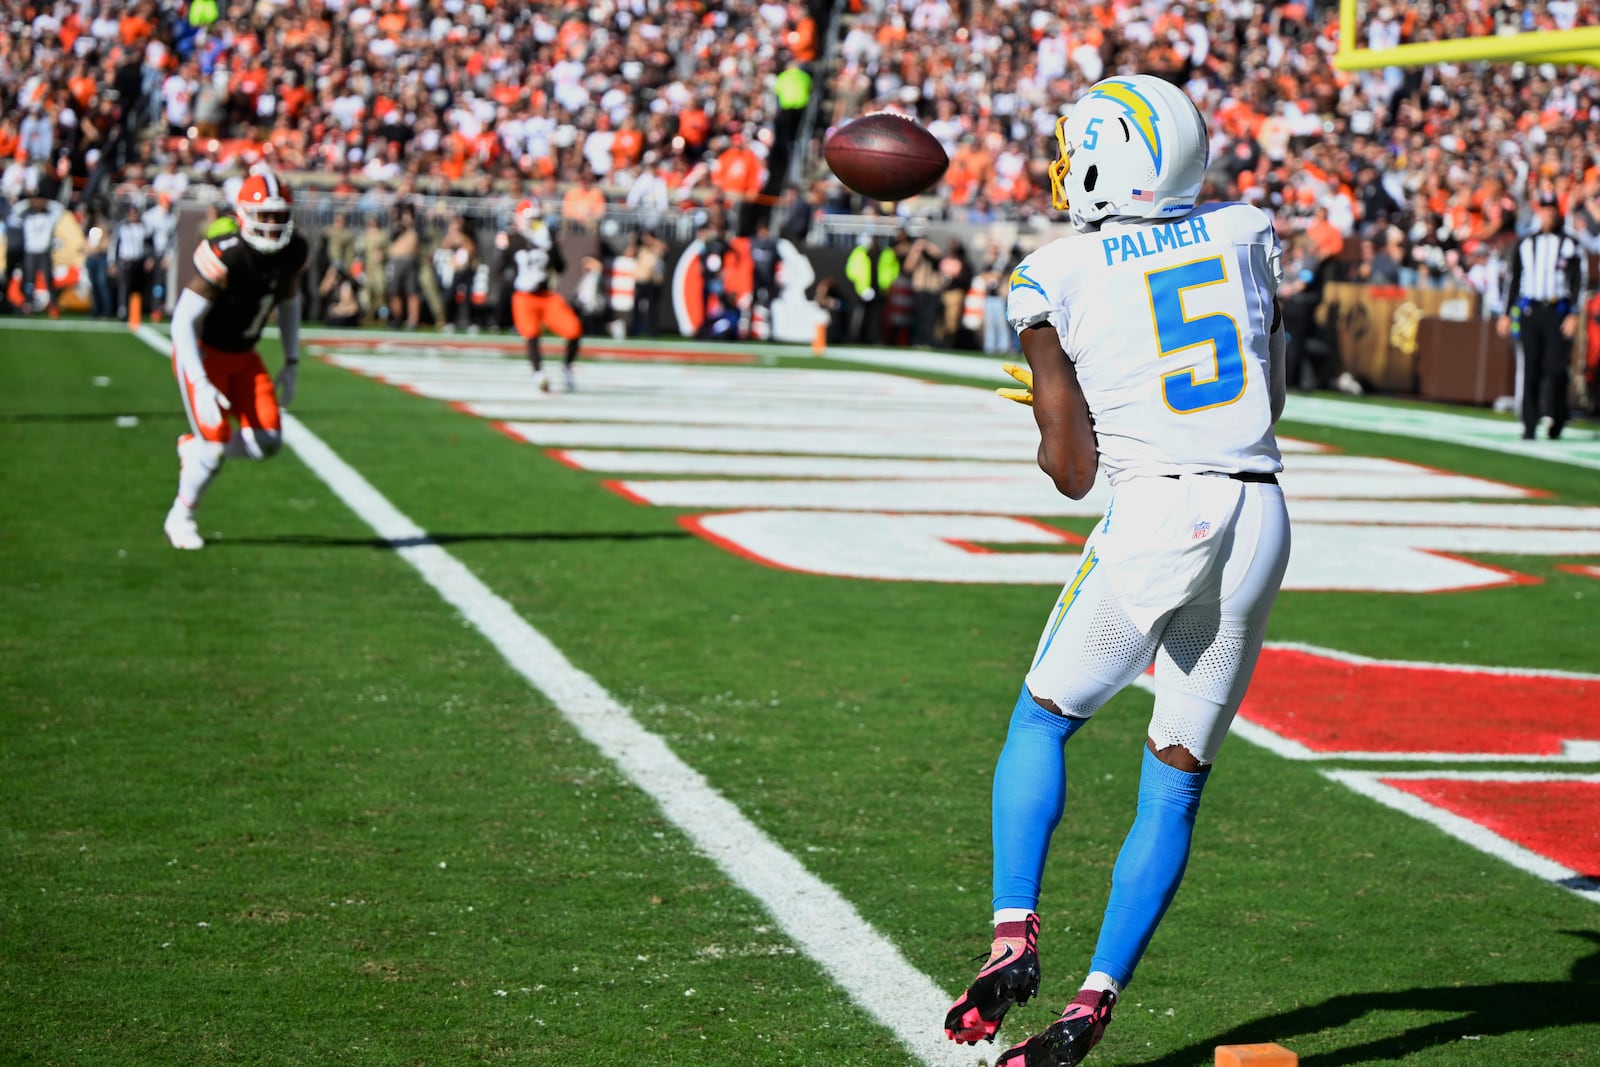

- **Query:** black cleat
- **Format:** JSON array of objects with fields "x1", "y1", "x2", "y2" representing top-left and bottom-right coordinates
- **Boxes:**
[{"x1": 996, "y1": 987, "x2": 1117, "y2": 1067}]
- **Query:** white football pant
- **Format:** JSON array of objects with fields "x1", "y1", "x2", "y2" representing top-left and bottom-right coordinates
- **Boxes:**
[{"x1": 1024, "y1": 481, "x2": 1291, "y2": 765}]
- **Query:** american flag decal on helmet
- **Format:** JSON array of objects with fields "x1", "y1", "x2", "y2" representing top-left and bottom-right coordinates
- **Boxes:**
[{"x1": 1131, "y1": 188, "x2": 1154, "y2": 201}]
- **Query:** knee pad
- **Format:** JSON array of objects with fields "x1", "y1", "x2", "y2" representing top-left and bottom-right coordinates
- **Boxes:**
[
  {"x1": 181, "y1": 435, "x2": 226, "y2": 472},
  {"x1": 1147, "y1": 689, "x2": 1232, "y2": 766}
]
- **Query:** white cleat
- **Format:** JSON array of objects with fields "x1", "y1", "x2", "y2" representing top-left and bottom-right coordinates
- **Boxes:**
[
  {"x1": 563, "y1": 366, "x2": 577, "y2": 392},
  {"x1": 164, "y1": 505, "x2": 205, "y2": 550}
]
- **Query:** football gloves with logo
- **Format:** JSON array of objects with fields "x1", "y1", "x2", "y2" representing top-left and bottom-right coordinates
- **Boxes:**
[{"x1": 997, "y1": 363, "x2": 1034, "y2": 406}]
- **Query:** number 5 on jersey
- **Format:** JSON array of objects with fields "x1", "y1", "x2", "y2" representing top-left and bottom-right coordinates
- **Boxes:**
[{"x1": 1146, "y1": 256, "x2": 1246, "y2": 414}]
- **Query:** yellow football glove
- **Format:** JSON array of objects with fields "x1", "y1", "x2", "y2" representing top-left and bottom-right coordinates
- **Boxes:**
[{"x1": 997, "y1": 362, "x2": 1034, "y2": 406}]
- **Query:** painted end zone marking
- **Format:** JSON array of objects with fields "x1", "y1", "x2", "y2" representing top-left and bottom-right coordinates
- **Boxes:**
[
  {"x1": 1324, "y1": 771, "x2": 1600, "y2": 906},
  {"x1": 130, "y1": 324, "x2": 984, "y2": 1067},
  {"x1": 307, "y1": 336, "x2": 759, "y2": 363},
  {"x1": 942, "y1": 519, "x2": 1087, "y2": 556},
  {"x1": 544, "y1": 448, "x2": 587, "y2": 470},
  {"x1": 1400, "y1": 456, "x2": 1553, "y2": 501},
  {"x1": 679, "y1": 510, "x2": 1089, "y2": 584},
  {"x1": 1235, "y1": 644, "x2": 1600, "y2": 761},
  {"x1": 1401, "y1": 548, "x2": 1545, "y2": 595},
  {"x1": 1381, "y1": 775, "x2": 1600, "y2": 878},
  {"x1": 602, "y1": 479, "x2": 655, "y2": 506},
  {"x1": 1128, "y1": 645, "x2": 1600, "y2": 765}
]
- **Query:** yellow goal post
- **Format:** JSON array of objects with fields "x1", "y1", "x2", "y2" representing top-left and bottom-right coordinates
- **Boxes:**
[{"x1": 1334, "y1": 0, "x2": 1600, "y2": 71}]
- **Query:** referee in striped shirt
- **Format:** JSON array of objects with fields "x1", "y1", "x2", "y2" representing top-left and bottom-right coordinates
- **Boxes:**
[{"x1": 1498, "y1": 189, "x2": 1585, "y2": 440}]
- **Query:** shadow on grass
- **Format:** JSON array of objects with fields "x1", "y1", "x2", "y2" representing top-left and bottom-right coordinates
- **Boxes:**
[
  {"x1": 1132, "y1": 929, "x2": 1600, "y2": 1066},
  {"x1": 211, "y1": 530, "x2": 693, "y2": 549}
]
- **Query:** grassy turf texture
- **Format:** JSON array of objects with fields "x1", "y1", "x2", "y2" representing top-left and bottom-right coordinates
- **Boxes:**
[{"x1": 3, "y1": 325, "x2": 1596, "y2": 1066}]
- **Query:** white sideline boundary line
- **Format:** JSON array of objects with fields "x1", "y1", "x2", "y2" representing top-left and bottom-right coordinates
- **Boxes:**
[{"x1": 126, "y1": 325, "x2": 984, "y2": 1067}]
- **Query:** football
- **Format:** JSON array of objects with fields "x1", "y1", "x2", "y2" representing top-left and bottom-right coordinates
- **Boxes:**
[{"x1": 823, "y1": 113, "x2": 950, "y2": 202}]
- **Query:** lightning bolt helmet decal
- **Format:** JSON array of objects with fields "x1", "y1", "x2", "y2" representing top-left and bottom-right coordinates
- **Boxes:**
[{"x1": 1085, "y1": 78, "x2": 1164, "y2": 172}]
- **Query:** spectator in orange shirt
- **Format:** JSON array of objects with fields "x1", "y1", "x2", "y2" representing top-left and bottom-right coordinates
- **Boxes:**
[
  {"x1": 1305, "y1": 205, "x2": 1346, "y2": 262},
  {"x1": 946, "y1": 137, "x2": 992, "y2": 218},
  {"x1": 67, "y1": 60, "x2": 98, "y2": 111},
  {"x1": 711, "y1": 133, "x2": 763, "y2": 202},
  {"x1": 560, "y1": 170, "x2": 608, "y2": 231},
  {"x1": 440, "y1": 130, "x2": 469, "y2": 182},
  {"x1": 785, "y1": 3, "x2": 818, "y2": 62},
  {"x1": 119, "y1": 4, "x2": 153, "y2": 49},
  {"x1": 611, "y1": 116, "x2": 644, "y2": 175},
  {"x1": 378, "y1": 6, "x2": 407, "y2": 38},
  {"x1": 57, "y1": 10, "x2": 82, "y2": 52},
  {"x1": 278, "y1": 72, "x2": 312, "y2": 122},
  {"x1": 677, "y1": 105, "x2": 710, "y2": 163}
]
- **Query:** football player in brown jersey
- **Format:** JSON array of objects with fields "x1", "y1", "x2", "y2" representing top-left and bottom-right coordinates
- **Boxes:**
[
  {"x1": 163, "y1": 170, "x2": 308, "y2": 549},
  {"x1": 496, "y1": 197, "x2": 582, "y2": 392}
]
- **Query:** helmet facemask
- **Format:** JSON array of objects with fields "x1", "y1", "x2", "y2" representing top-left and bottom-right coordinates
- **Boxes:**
[
  {"x1": 240, "y1": 202, "x2": 294, "y2": 252},
  {"x1": 236, "y1": 173, "x2": 296, "y2": 253},
  {"x1": 1049, "y1": 115, "x2": 1073, "y2": 214}
]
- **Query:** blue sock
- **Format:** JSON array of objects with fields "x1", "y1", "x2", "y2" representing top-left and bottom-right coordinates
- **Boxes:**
[
  {"x1": 1089, "y1": 746, "x2": 1209, "y2": 987},
  {"x1": 991, "y1": 685, "x2": 1090, "y2": 912}
]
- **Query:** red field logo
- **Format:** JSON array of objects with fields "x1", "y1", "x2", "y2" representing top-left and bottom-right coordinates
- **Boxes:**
[
  {"x1": 1238, "y1": 644, "x2": 1600, "y2": 904},
  {"x1": 1239, "y1": 644, "x2": 1600, "y2": 761}
]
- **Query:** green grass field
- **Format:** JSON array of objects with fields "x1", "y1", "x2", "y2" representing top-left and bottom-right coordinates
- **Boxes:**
[{"x1": 3, "y1": 322, "x2": 1597, "y2": 1067}]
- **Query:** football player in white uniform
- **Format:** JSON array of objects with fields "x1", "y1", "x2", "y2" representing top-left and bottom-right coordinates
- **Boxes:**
[
  {"x1": 943, "y1": 76, "x2": 1291, "y2": 1067},
  {"x1": 163, "y1": 171, "x2": 307, "y2": 550}
]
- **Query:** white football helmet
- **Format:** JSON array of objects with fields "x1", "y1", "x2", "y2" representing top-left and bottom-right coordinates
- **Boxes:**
[
  {"x1": 235, "y1": 169, "x2": 295, "y2": 252},
  {"x1": 1049, "y1": 75, "x2": 1209, "y2": 230}
]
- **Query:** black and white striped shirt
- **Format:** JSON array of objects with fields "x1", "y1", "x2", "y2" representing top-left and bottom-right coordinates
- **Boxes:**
[
  {"x1": 1504, "y1": 230, "x2": 1584, "y2": 309},
  {"x1": 113, "y1": 220, "x2": 150, "y2": 263}
]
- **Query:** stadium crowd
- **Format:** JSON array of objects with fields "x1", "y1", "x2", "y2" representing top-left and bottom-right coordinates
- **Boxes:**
[{"x1": 2, "y1": 0, "x2": 1599, "y2": 373}]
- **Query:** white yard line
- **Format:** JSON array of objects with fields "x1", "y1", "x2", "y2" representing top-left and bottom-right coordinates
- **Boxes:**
[
  {"x1": 124, "y1": 325, "x2": 985, "y2": 1067},
  {"x1": 807, "y1": 347, "x2": 1600, "y2": 471},
  {"x1": 0, "y1": 316, "x2": 130, "y2": 332}
]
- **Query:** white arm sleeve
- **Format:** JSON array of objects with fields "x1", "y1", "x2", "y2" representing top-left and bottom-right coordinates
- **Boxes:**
[
  {"x1": 277, "y1": 294, "x2": 302, "y2": 365},
  {"x1": 171, "y1": 287, "x2": 214, "y2": 385}
]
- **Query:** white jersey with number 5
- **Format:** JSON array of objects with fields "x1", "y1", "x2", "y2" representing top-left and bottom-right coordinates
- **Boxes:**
[{"x1": 1008, "y1": 201, "x2": 1282, "y2": 484}]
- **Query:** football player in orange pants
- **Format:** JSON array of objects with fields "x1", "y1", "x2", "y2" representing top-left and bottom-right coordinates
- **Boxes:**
[
  {"x1": 164, "y1": 170, "x2": 308, "y2": 549},
  {"x1": 497, "y1": 198, "x2": 582, "y2": 392}
]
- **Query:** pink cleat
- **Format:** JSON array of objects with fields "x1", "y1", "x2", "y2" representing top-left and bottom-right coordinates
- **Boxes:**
[{"x1": 944, "y1": 913, "x2": 1041, "y2": 1044}]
